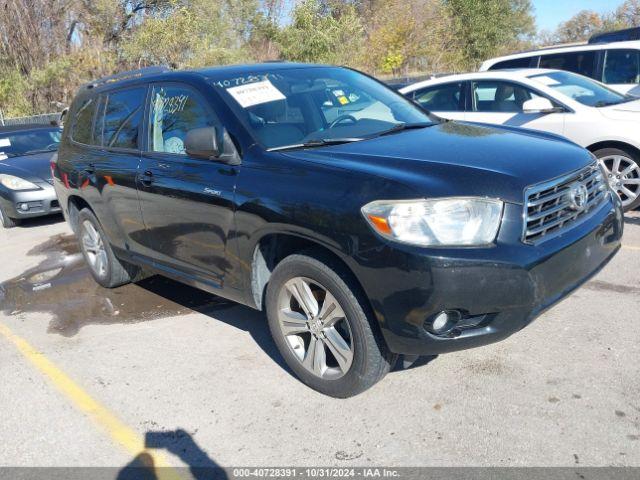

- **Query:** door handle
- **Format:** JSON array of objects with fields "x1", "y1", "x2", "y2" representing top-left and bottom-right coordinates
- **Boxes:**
[{"x1": 139, "y1": 170, "x2": 154, "y2": 186}]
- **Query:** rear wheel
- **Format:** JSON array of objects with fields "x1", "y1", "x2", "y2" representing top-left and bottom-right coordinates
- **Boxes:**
[
  {"x1": 0, "y1": 206, "x2": 19, "y2": 228},
  {"x1": 266, "y1": 253, "x2": 396, "y2": 398},
  {"x1": 77, "y1": 209, "x2": 137, "y2": 288},
  {"x1": 595, "y1": 147, "x2": 640, "y2": 211}
]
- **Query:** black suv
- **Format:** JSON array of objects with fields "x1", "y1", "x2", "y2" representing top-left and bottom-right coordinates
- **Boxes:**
[{"x1": 54, "y1": 64, "x2": 623, "y2": 397}]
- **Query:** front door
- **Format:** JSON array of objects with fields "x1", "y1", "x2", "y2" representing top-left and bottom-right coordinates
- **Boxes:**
[
  {"x1": 410, "y1": 81, "x2": 467, "y2": 121},
  {"x1": 137, "y1": 83, "x2": 238, "y2": 287},
  {"x1": 467, "y1": 80, "x2": 566, "y2": 137}
]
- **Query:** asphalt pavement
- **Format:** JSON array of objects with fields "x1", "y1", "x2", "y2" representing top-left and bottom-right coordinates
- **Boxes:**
[{"x1": 0, "y1": 212, "x2": 638, "y2": 473}]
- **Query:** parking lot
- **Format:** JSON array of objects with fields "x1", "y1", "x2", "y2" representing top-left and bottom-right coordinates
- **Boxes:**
[{"x1": 0, "y1": 213, "x2": 639, "y2": 471}]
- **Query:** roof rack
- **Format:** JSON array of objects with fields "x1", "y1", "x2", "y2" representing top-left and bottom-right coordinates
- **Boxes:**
[
  {"x1": 84, "y1": 66, "x2": 172, "y2": 89},
  {"x1": 589, "y1": 27, "x2": 640, "y2": 44}
]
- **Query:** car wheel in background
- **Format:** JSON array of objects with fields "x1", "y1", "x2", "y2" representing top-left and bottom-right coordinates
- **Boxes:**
[
  {"x1": 77, "y1": 208, "x2": 137, "y2": 288},
  {"x1": 0, "y1": 206, "x2": 19, "y2": 228},
  {"x1": 595, "y1": 147, "x2": 640, "y2": 211},
  {"x1": 266, "y1": 252, "x2": 397, "y2": 398}
]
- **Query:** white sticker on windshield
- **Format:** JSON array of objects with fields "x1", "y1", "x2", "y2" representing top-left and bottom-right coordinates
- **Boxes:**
[
  {"x1": 533, "y1": 76, "x2": 561, "y2": 86},
  {"x1": 227, "y1": 79, "x2": 285, "y2": 108},
  {"x1": 0, "y1": 138, "x2": 10, "y2": 147}
]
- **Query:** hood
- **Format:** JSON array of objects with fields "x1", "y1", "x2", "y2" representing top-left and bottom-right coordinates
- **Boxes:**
[
  {"x1": 0, "y1": 151, "x2": 55, "y2": 184},
  {"x1": 599, "y1": 98, "x2": 640, "y2": 122},
  {"x1": 284, "y1": 122, "x2": 594, "y2": 204}
]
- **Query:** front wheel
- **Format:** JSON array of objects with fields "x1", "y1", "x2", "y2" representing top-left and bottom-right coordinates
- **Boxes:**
[
  {"x1": 595, "y1": 147, "x2": 640, "y2": 211},
  {"x1": 0, "y1": 206, "x2": 19, "y2": 228},
  {"x1": 266, "y1": 253, "x2": 396, "y2": 398}
]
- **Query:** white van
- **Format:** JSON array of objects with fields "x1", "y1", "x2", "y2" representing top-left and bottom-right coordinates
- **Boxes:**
[{"x1": 480, "y1": 27, "x2": 640, "y2": 96}]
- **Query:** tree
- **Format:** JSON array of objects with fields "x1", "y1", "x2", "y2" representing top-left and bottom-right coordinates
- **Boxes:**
[
  {"x1": 277, "y1": 0, "x2": 364, "y2": 66},
  {"x1": 614, "y1": 0, "x2": 640, "y2": 28},
  {"x1": 364, "y1": 0, "x2": 454, "y2": 75},
  {"x1": 443, "y1": 0, "x2": 536, "y2": 70},
  {"x1": 120, "y1": 0, "x2": 258, "y2": 68},
  {"x1": 555, "y1": 10, "x2": 604, "y2": 43}
]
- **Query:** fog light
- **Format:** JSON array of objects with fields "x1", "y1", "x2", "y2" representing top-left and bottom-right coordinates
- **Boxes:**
[
  {"x1": 426, "y1": 310, "x2": 462, "y2": 335},
  {"x1": 19, "y1": 203, "x2": 29, "y2": 211}
]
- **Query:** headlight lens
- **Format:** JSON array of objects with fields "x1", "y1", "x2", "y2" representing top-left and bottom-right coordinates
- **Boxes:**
[
  {"x1": 362, "y1": 198, "x2": 504, "y2": 247},
  {"x1": 0, "y1": 174, "x2": 39, "y2": 191}
]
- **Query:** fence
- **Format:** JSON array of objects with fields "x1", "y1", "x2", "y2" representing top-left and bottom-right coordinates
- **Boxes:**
[{"x1": 0, "y1": 111, "x2": 63, "y2": 127}]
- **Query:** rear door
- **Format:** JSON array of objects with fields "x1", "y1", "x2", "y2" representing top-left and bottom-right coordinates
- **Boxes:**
[
  {"x1": 90, "y1": 86, "x2": 148, "y2": 255},
  {"x1": 136, "y1": 82, "x2": 238, "y2": 287},
  {"x1": 538, "y1": 50, "x2": 598, "y2": 80},
  {"x1": 601, "y1": 49, "x2": 640, "y2": 96},
  {"x1": 408, "y1": 82, "x2": 466, "y2": 120},
  {"x1": 467, "y1": 80, "x2": 566, "y2": 136}
]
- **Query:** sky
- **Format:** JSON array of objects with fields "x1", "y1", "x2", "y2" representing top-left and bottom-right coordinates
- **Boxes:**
[{"x1": 533, "y1": 0, "x2": 620, "y2": 31}]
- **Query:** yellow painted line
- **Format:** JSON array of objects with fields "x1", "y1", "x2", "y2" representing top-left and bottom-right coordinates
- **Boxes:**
[
  {"x1": 0, "y1": 322, "x2": 184, "y2": 480},
  {"x1": 623, "y1": 245, "x2": 640, "y2": 251}
]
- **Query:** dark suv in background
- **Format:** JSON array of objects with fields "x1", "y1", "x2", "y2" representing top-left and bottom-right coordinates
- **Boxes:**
[{"x1": 53, "y1": 63, "x2": 623, "y2": 397}]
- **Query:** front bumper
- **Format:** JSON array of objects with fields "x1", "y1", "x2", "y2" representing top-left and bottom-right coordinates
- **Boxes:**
[
  {"x1": 353, "y1": 197, "x2": 624, "y2": 356},
  {"x1": 0, "y1": 182, "x2": 61, "y2": 219}
]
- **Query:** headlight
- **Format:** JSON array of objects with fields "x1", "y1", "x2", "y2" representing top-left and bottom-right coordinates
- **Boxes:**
[
  {"x1": 0, "y1": 174, "x2": 39, "y2": 191},
  {"x1": 362, "y1": 197, "x2": 504, "y2": 247}
]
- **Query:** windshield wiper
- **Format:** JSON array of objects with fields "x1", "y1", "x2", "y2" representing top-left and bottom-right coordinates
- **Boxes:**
[
  {"x1": 594, "y1": 95, "x2": 639, "y2": 107},
  {"x1": 23, "y1": 148, "x2": 57, "y2": 155},
  {"x1": 267, "y1": 137, "x2": 366, "y2": 152},
  {"x1": 370, "y1": 122, "x2": 434, "y2": 138}
]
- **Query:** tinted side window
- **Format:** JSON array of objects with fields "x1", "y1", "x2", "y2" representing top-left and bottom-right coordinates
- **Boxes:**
[
  {"x1": 71, "y1": 98, "x2": 97, "y2": 145},
  {"x1": 102, "y1": 88, "x2": 145, "y2": 149},
  {"x1": 149, "y1": 85, "x2": 216, "y2": 155},
  {"x1": 490, "y1": 57, "x2": 536, "y2": 70},
  {"x1": 472, "y1": 81, "x2": 540, "y2": 113},
  {"x1": 413, "y1": 83, "x2": 464, "y2": 111},
  {"x1": 539, "y1": 51, "x2": 597, "y2": 78},
  {"x1": 603, "y1": 49, "x2": 640, "y2": 84}
]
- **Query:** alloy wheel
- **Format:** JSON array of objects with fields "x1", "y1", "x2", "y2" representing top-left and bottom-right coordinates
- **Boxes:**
[
  {"x1": 599, "y1": 155, "x2": 640, "y2": 209},
  {"x1": 277, "y1": 277, "x2": 354, "y2": 379},
  {"x1": 81, "y1": 220, "x2": 108, "y2": 278}
]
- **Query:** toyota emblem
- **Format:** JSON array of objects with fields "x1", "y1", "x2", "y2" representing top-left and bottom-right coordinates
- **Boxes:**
[{"x1": 568, "y1": 183, "x2": 589, "y2": 211}]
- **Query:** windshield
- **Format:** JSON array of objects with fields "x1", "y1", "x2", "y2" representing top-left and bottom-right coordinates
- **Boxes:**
[
  {"x1": 528, "y1": 71, "x2": 631, "y2": 107},
  {"x1": 0, "y1": 128, "x2": 62, "y2": 159},
  {"x1": 213, "y1": 67, "x2": 435, "y2": 150}
]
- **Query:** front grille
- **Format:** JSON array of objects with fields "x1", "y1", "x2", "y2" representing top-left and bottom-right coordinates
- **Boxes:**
[{"x1": 523, "y1": 162, "x2": 608, "y2": 244}]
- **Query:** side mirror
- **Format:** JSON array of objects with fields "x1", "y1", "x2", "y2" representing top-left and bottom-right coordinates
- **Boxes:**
[
  {"x1": 185, "y1": 126, "x2": 241, "y2": 165},
  {"x1": 522, "y1": 97, "x2": 561, "y2": 114},
  {"x1": 185, "y1": 127, "x2": 220, "y2": 160}
]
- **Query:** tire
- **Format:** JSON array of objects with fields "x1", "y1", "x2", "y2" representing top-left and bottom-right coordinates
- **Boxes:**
[
  {"x1": 594, "y1": 147, "x2": 640, "y2": 212},
  {"x1": 77, "y1": 208, "x2": 137, "y2": 288},
  {"x1": 266, "y1": 252, "x2": 396, "y2": 398},
  {"x1": 0, "y1": 205, "x2": 20, "y2": 228}
]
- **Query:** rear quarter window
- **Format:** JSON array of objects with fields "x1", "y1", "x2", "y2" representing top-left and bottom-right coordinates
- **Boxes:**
[
  {"x1": 71, "y1": 97, "x2": 98, "y2": 145},
  {"x1": 489, "y1": 56, "x2": 537, "y2": 70}
]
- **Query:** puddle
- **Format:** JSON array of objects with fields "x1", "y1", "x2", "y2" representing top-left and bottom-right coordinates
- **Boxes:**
[{"x1": 0, "y1": 234, "x2": 232, "y2": 336}]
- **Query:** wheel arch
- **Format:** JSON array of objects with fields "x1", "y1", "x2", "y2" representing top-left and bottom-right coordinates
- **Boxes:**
[
  {"x1": 586, "y1": 140, "x2": 640, "y2": 159},
  {"x1": 250, "y1": 233, "x2": 370, "y2": 315},
  {"x1": 67, "y1": 195, "x2": 94, "y2": 234}
]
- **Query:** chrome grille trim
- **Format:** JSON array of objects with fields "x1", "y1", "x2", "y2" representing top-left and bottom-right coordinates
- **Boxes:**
[{"x1": 522, "y1": 162, "x2": 609, "y2": 244}]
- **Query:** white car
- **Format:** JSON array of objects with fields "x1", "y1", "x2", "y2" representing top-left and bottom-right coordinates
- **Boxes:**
[
  {"x1": 400, "y1": 69, "x2": 640, "y2": 210},
  {"x1": 479, "y1": 28, "x2": 640, "y2": 96}
]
